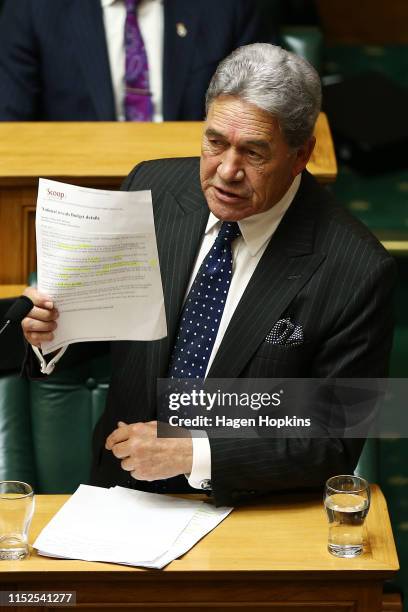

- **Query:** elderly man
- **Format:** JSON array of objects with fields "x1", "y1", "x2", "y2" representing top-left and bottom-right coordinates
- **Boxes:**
[{"x1": 23, "y1": 44, "x2": 395, "y2": 506}]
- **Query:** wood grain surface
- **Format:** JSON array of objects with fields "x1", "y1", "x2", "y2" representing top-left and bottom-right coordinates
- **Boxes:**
[
  {"x1": 0, "y1": 115, "x2": 336, "y2": 284},
  {"x1": 0, "y1": 285, "x2": 26, "y2": 299},
  {"x1": 0, "y1": 114, "x2": 337, "y2": 185},
  {"x1": 0, "y1": 487, "x2": 398, "y2": 610},
  {"x1": 0, "y1": 485, "x2": 398, "y2": 576}
]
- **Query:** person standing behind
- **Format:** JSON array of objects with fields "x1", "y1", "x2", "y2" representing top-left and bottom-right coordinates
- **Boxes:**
[{"x1": 0, "y1": 0, "x2": 261, "y2": 121}]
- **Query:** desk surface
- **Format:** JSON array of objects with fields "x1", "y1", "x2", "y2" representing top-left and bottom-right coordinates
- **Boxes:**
[
  {"x1": 0, "y1": 114, "x2": 337, "y2": 185},
  {"x1": 0, "y1": 285, "x2": 26, "y2": 299},
  {"x1": 0, "y1": 485, "x2": 398, "y2": 578}
]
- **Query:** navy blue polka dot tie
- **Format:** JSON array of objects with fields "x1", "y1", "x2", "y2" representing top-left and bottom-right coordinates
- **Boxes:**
[{"x1": 168, "y1": 222, "x2": 241, "y2": 379}]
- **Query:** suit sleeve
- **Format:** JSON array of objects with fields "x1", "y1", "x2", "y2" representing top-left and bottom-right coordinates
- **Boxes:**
[
  {"x1": 22, "y1": 341, "x2": 110, "y2": 380},
  {"x1": 0, "y1": 0, "x2": 41, "y2": 120},
  {"x1": 209, "y1": 256, "x2": 397, "y2": 507}
]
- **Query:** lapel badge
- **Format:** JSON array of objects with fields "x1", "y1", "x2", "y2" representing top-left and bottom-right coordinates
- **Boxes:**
[{"x1": 176, "y1": 22, "x2": 188, "y2": 38}]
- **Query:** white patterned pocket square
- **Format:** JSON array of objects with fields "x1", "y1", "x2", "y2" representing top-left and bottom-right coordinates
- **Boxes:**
[{"x1": 265, "y1": 318, "x2": 304, "y2": 346}]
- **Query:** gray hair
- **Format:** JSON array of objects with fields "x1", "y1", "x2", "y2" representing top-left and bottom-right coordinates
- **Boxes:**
[{"x1": 205, "y1": 43, "x2": 322, "y2": 148}]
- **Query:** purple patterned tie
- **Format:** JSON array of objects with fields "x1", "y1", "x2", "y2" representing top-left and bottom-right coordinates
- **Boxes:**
[{"x1": 124, "y1": 0, "x2": 153, "y2": 121}]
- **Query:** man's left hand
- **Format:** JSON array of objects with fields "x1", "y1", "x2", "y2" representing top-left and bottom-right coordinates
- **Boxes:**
[{"x1": 105, "y1": 421, "x2": 193, "y2": 481}]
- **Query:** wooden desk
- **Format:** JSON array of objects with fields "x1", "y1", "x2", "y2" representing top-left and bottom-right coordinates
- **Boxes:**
[
  {"x1": 0, "y1": 285, "x2": 26, "y2": 299},
  {"x1": 0, "y1": 116, "x2": 336, "y2": 284},
  {"x1": 0, "y1": 486, "x2": 398, "y2": 611}
]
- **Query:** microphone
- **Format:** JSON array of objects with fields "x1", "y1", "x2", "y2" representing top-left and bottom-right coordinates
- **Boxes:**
[{"x1": 0, "y1": 295, "x2": 34, "y2": 336}]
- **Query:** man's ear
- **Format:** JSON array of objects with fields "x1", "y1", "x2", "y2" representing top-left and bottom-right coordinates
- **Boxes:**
[{"x1": 292, "y1": 137, "x2": 316, "y2": 177}]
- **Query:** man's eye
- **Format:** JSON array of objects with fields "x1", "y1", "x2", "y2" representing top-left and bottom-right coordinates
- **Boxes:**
[
  {"x1": 248, "y1": 150, "x2": 262, "y2": 160},
  {"x1": 209, "y1": 139, "x2": 223, "y2": 146}
]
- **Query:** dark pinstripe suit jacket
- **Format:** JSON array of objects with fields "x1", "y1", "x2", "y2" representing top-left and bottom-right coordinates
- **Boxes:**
[
  {"x1": 83, "y1": 157, "x2": 396, "y2": 506},
  {"x1": 0, "y1": 0, "x2": 259, "y2": 121}
]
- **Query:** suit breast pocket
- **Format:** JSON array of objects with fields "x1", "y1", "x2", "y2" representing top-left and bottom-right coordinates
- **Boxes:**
[
  {"x1": 245, "y1": 342, "x2": 312, "y2": 378},
  {"x1": 255, "y1": 340, "x2": 311, "y2": 361}
]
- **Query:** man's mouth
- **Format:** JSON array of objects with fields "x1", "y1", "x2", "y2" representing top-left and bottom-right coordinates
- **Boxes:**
[{"x1": 213, "y1": 185, "x2": 247, "y2": 203}]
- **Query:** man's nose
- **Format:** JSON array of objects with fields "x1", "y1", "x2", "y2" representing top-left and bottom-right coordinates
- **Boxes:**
[{"x1": 217, "y1": 150, "x2": 244, "y2": 182}]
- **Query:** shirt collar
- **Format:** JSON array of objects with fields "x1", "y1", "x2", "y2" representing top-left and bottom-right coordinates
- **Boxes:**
[{"x1": 205, "y1": 173, "x2": 301, "y2": 257}]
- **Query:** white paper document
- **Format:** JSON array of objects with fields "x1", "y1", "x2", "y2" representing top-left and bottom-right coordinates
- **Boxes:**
[
  {"x1": 36, "y1": 179, "x2": 167, "y2": 355},
  {"x1": 34, "y1": 485, "x2": 233, "y2": 568}
]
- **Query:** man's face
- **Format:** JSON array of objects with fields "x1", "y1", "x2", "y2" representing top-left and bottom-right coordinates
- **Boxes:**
[{"x1": 200, "y1": 96, "x2": 315, "y2": 221}]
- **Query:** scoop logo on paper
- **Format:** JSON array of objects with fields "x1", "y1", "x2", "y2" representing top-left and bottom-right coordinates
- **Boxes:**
[{"x1": 47, "y1": 188, "x2": 65, "y2": 200}]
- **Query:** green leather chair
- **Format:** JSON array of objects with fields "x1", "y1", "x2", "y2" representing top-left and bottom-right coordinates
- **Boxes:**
[
  {"x1": 280, "y1": 26, "x2": 323, "y2": 73},
  {"x1": 0, "y1": 352, "x2": 110, "y2": 493},
  {"x1": 0, "y1": 374, "x2": 36, "y2": 487},
  {"x1": 29, "y1": 354, "x2": 110, "y2": 492}
]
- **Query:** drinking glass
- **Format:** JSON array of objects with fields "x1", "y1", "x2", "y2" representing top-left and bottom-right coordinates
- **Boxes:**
[
  {"x1": 324, "y1": 475, "x2": 370, "y2": 558},
  {"x1": 0, "y1": 481, "x2": 35, "y2": 560}
]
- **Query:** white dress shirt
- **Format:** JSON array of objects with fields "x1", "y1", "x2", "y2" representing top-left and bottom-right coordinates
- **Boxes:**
[
  {"x1": 100, "y1": 0, "x2": 164, "y2": 122},
  {"x1": 187, "y1": 174, "x2": 301, "y2": 488}
]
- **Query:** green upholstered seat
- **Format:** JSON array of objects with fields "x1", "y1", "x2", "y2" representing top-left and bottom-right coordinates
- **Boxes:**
[
  {"x1": 0, "y1": 375, "x2": 36, "y2": 487},
  {"x1": 0, "y1": 354, "x2": 110, "y2": 493},
  {"x1": 29, "y1": 354, "x2": 110, "y2": 493},
  {"x1": 280, "y1": 26, "x2": 323, "y2": 72}
]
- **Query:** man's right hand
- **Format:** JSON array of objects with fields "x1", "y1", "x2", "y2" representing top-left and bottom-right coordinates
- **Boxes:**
[{"x1": 21, "y1": 287, "x2": 59, "y2": 348}]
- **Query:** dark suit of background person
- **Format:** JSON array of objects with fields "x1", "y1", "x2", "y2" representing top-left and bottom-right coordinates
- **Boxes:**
[
  {"x1": 32, "y1": 155, "x2": 391, "y2": 507},
  {"x1": 0, "y1": 0, "x2": 260, "y2": 121}
]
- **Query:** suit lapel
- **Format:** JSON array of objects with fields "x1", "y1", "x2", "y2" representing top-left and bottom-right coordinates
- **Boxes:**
[
  {"x1": 158, "y1": 190, "x2": 209, "y2": 348},
  {"x1": 162, "y1": 0, "x2": 201, "y2": 119},
  {"x1": 208, "y1": 174, "x2": 326, "y2": 378},
  {"x1": 144, "y1": 181, "x2": 209, "y2": 408},
  {"x1": 144, "y1": 169, "x2": 327, "y2": 409},
  {"x1": 68, "y1": 0, "x2": 116, "y2": 120}
]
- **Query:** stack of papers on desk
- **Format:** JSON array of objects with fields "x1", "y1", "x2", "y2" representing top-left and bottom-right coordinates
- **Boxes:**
[{"x1": 33, "y1": 485, "x2": 233, "y2": 568}]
